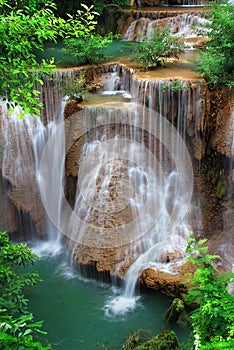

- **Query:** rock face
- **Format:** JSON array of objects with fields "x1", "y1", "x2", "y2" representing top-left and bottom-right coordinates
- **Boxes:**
[
  {"x1": 140, "y1": 268, "x2": 187, "y2": 297},
  {"x1": 64, "y1": 100, "x2": 83, "y2": 119},
  {"x1": 0, "y1": 172, "x2": 19, "y2": 234}
]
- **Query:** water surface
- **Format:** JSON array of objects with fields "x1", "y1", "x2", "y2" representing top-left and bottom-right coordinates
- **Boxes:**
[{"x1": 28, "y1": 248, "x2": 190, "y2": 349}]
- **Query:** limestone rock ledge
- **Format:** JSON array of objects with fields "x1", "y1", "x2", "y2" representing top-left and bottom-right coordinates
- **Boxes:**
[
  {"x1": 140, "y1": 268, "x2": 187, "y2": 297},
  {"x1": 140, "y1": 261, "x2": 196, "y2": 297}
]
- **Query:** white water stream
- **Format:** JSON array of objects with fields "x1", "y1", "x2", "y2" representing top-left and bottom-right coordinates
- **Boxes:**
[
  {"x1": 123, "y1": 11, "x2": 210, "y2": 48},
  {"x1": 0, "y1": 72, "x2": 67, "y2": 255}
]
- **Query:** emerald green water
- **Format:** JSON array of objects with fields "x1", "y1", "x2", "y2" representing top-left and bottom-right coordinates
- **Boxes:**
[
  {"x1": 35, "y1": 40, "x2": 134, "y2": 68},
  {"x1": 28, "y1": 247, "x2": 190, "y2": 350}
]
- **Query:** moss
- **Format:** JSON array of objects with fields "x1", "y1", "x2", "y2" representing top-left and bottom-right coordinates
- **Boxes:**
[
  {"x1": 216, "y1": 181, "x2": 227, "y2": 198},
  {"x1": 136, "y1": 330, "x2": 179, "y2": 350},
  {"x1": 164, "y1": 298, "x2": 184, "y2": 323}
]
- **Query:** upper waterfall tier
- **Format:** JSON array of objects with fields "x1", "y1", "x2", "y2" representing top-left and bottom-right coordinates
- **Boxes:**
[
  {"x1": 117, "y1": 6, "x2": 210, "y2": 44},
  {"x1": 135, "y1": 1, "x2": 211, "y2": 6},
  {"x1": 122, "y1": 6, "x2": 210, "y2": 20}
]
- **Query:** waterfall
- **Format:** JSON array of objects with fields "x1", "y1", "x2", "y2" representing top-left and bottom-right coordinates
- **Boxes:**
[
  {"x1": 115, "y1": 79, "x2": 202, "y2": 305},
  {"x1": 123, "y1": 12, "x2": 209, "y2": 44},
  {"x1": 35, "y1": 100, "x2": 66, "y2": 255},
  {"x1": 69, "y1": 102, "x2": 193, "y2": 314},
  {"x1": 0, "y1": 103, "x2": 46, "y2": 237},
  {"x1": 0, "y1": 71, "x2": 68, "y2": 253},
  {"x1": 136, "y1": 1, "x2": 208, "y2": 6},
  {"x1": 53, "y1": 70, "x2": 195, "y2": 314}
]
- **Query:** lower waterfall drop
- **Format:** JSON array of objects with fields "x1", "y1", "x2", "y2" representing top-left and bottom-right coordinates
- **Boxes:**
[
  {"x1": 0, "y1": 73, "x2": 66, "y2": 256},
  {"x1": 63, "y1": 98, "x2": 193, "y2": 315}
]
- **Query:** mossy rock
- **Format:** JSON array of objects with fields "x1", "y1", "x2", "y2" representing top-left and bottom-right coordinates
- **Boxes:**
[
  {"x1": 136, "y1": 330, "x2": 179, "y2": 350},
  {"x1": 216, "y1": 181, "x2": 226, "y2": 198},
  {"x1": 164, "y1": 298, "x2": 184, "y2": 323}
]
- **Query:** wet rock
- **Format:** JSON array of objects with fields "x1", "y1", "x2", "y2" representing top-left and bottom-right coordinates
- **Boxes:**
[
  {"x1": 140, "y1": 267, "x2": 189, "y2": 298},
  {"x1": 64, "y1": 100, "x2": 82, "y2": 119},
  {"x1": 0, "y1": 173, "x2": 19, "y2": 233}
]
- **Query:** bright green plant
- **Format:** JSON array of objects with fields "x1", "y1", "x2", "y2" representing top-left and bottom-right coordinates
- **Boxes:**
[
  {"x1": 64, "y1": 33, "x2": 114, "y2": 65},
  {"x1": 185, "y1": 233, "x2": 234, "y2": 349},
  {"x1": 0, "y1": 231, "x2": 51, "y2": 349},
  {"x1": 0, "y1": 1, "x2": 102, "y2": 117},
  {"x1": 0, "y1": 312, "x2": 51, "y2": 349},
  {"x1": 195, "y1": 1, "x2": 234, "y2": 87},
  {"x1": 59, "y1": 71, "x2": 90, "y2": 101},
  {"x1": 161, "y1": 80, "x2": 189, "y2": 92},
  {"x1": 63, "y1": 4, "x2": 114, "y2": 65},
  {"x1": 130, "y1": 27, "x2": 184, "y2": 70},
  {"x1": 0, "y1": 0, "x2": 60, "y2": 117}
]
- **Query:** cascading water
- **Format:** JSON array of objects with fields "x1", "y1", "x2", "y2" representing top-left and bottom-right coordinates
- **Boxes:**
[
  {"x1": 33, "y1": 100, "x2": 66, "y2": 255},
  {"x1": 136, "y1": 0, "x2": 208, "y2": 6},
  {"x1": 123, "y1": 13, "x2": 209, "y2": 44},
  {"x1": 0, "y1": 63, "x2": 203, "y2": 313},
  {"x1": 110, "y1": 82, "x2": 197, "y2": 314},
  {"x1": 56, "y1": 69, "x2": 196, "y2": 315},
  {"x1": 0, "y1": 71, "x2": 70, "y2": 254}
]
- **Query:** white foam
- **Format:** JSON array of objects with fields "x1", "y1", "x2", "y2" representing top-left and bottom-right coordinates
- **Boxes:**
[
  {"x1": 101, "y1": 90, "x2": 127, "y2": 96},
  {"x1": 104, "y1": 295, "x2": 140, "y2": 317},
  {"x1": 30, "y1": 240, "x2": 62, "y2": 257}
]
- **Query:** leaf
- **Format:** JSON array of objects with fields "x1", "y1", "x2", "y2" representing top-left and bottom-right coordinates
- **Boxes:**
[{"x1": 197, "y1": 239, "x2": 208, "y2": 246}]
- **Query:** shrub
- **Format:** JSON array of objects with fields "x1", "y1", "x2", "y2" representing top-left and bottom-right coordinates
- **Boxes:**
[
  {"x1": 130, "y1": 27, "x2": 184, "y2": 70},
  {"x1": 58, "y1": 71, "x2": 90, "y2": 102},
  {"x1": 64, "y1": 33, "x2": 114, "y2": 65},
  {"x1": 63, "y1": 4, "x2": 114, "y2": 65},
  {"x1": 185, "y1": 234, "x2": 234, "y2": 349},
  {"x1": 0, "y1": 231, "x2": 51, "y2": 349},
  {"x1": 194, "y1": 1, "x2": 234, "y2": 87}
]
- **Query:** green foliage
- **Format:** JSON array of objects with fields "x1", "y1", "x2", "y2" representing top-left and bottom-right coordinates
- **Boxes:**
[
  {"x1": 0, "y1": 1, "x2": 100, "y2": 117},
  {"x1": 136, "y1": 330, "x2": 179, "y2": 350},
  {"x1": 172, "y1": 298, "x2": 184, "y2": 312},
  {"x1": 161, "y1": 80, "x2": 189, "y2": 92},
  {"x1": 0, "y1": 0, "x2": 61, "y2": 116},
  {"x1": 199, "y1": 339, "x2": 234, "y2": 349},
  {"x1": 58, "y1": 72, "x2": 90, "y2": 101},
  {"x1": 0, "y1": 231, "x2": 51, "y2": 349},
  {"x1": 0, "y1": 232, "x2": 40, "y2": 315},
  {"x1": 164, "y1": 298, "x2": 184, "y2": 324},
  {"x1": 195, "y1": 1, "x2": 234, "y2": 87},
  {"x1": 64, "y1": 33, "x2": 114, "y2": 65},
  {"x1": 122, "y1": 329, "x2": 179, "y2": 350},
  {"x1": 0, "y1": 312, "x2": 51, "y2": 349},
  {"x1": 216, "y1": 181, "x2": 227, "y2": 199},
  {"x1": 122, "y1": 329, "x2": 152, "y2": 349},
  {"x1": 185, "y1": 233, "x2": 234, "y2": 349},
  {"x1": 63, "y1": 4, "x2": 114, "y2": 65},
  {"x1": 130, "y1": 27, "x2": 184, "y2": 70}
]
